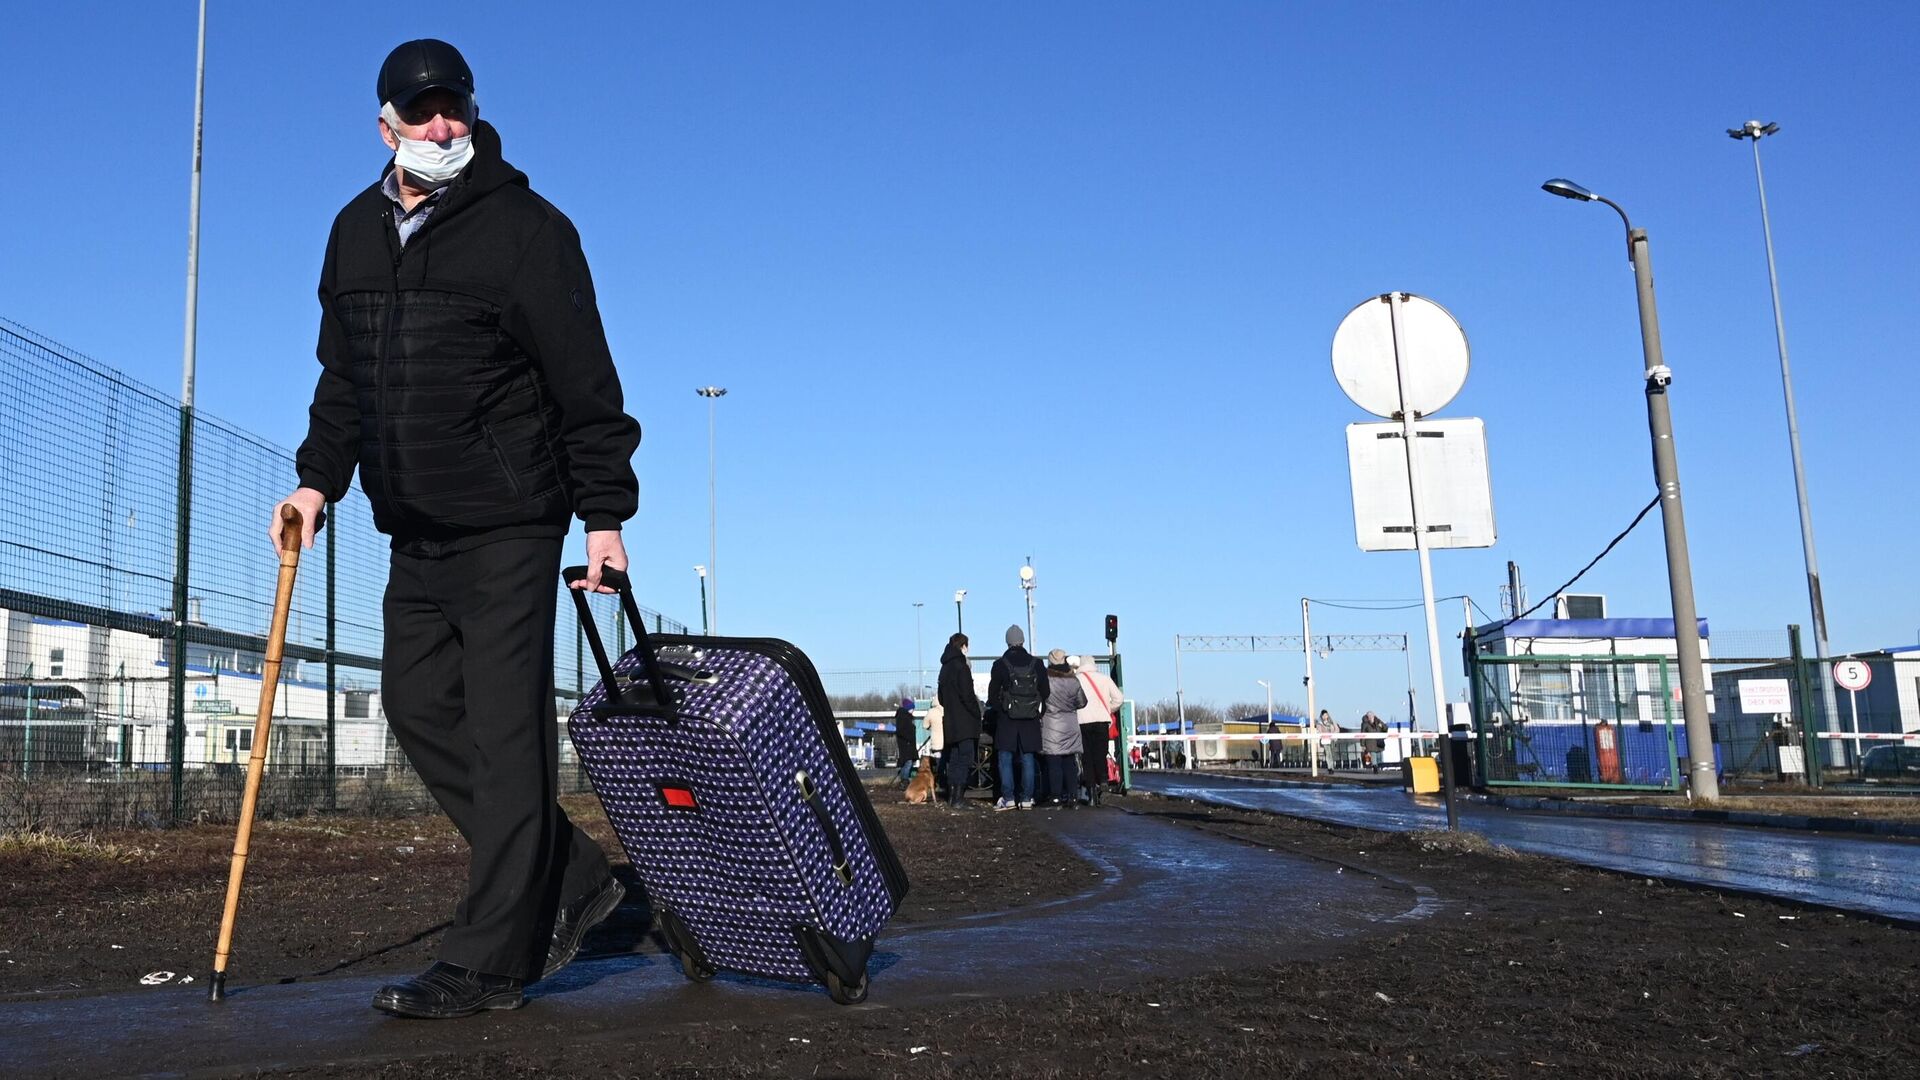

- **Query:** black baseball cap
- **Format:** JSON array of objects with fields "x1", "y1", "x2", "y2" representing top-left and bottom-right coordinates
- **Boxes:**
[{"x1": 377, "y1": 39, "x2": 475, "y2": 107}]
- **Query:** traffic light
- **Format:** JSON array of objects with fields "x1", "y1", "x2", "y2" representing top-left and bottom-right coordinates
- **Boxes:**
[{"x1": 1104, "y1": 614, "x2": 1118, "y2": 645}]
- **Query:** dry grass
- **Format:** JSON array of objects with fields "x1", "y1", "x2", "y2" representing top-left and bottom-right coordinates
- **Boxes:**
[
  {"x1": 1621, "y1": 795, "x2": 1920, "y2": 822},
  {"x1": 0, "y1": 829, "x2": 153, "y2": 863}
]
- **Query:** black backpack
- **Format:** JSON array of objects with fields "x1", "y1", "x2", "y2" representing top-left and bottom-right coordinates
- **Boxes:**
[{"x1": 999, "y1": 659, "x2": 1045, "y2": 721}]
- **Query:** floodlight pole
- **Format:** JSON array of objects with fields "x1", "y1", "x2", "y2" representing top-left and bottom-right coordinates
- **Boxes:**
[
  {"x1": 1384, "y1": 293, "x2": 1457, "y2": 829},
  {"x1": 1732, "y1": 121, "x2": 1838, "y2": 769}
]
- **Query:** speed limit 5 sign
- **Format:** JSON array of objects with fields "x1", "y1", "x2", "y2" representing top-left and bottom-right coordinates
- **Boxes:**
[{"x1": 1832, "y1": 659, "x2": 1872, "y2": 692}]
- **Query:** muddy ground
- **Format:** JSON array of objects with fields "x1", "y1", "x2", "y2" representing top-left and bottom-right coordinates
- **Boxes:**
[
  {"x1": 0, "y1": 791, "x2": 1097, "y2": 996},
  {"x1": 285, "y1": 793, "x2": 1917, "y2": 1080},
  {"x1": 9, "y1": 785, "x2": 1920, "y2": 1078}
]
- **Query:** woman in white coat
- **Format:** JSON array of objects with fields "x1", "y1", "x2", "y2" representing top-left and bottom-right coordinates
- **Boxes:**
[{"x1": 1072, "y1": 655, "x2": 1124, "y2": 804}]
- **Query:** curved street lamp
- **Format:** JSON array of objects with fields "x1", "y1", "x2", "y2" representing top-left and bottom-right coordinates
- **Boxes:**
[{"x1": 1540, "y1": 177, "x2": 1718, "y2": 801}]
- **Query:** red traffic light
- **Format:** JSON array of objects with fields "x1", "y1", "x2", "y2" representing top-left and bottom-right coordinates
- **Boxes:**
[{"x1": 1104, "y1": 614, "x2": 1118, "y2": 644}]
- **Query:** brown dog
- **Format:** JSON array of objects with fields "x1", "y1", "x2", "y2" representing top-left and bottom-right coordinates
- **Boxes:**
[{"x1": 903, "y1": 756, "x2": 937, "y2": 805}]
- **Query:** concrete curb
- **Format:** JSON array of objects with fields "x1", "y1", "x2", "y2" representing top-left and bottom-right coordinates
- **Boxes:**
[{"x1": 1466, "y1": 792, "x2": 1920, "y2": 840}]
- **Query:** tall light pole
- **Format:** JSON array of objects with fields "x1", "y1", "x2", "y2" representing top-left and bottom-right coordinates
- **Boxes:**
[
  {"x1": 1018, "y1": 559, "x2": 1036, "y2": 649},
  {"x1": 912, "y1": 601, "x2": 925, "y2": 696},
  {"x1": 1542, "y1": 178, "x2": 1719, "y2": 801},
  {"x1": 695, "y1": 387, "x2": 727, "y2": 634},
  {"x1": 694, "y1": 565, "x2": 709, "y2": 635},
  {"x1": 169, "y1": 0, "x2": 210, "y2": 824},
  {"x1": 954, "y1": 589, "x2": 966, "y2": 634},
  {"x1": 1729, "y1": 120, "x2": 1836, "y2": 754}
]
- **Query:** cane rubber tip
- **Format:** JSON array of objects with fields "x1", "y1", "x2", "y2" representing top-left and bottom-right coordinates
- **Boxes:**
[{"x1": 207, "y1": 972, "x2": 227, "y2": 1003}]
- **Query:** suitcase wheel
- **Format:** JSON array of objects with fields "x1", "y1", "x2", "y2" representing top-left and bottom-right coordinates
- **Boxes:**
[
  {"x1": 658, "y1": 907, "x2": 715, "y2": 983},
  {"x1": 825, "y1": 968, "x2": 868, "y2": 1006}
]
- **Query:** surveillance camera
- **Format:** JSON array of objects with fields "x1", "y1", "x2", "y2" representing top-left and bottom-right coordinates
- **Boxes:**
[{"x1": 1646, "y1": 365, "x2": 1673, "y2": 389}]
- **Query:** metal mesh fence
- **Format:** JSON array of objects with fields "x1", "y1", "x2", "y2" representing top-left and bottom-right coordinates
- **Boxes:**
[
  {"x1": 1468, "y1": 628, "x2": 1920, "y2": 790},
  {"x1": 0, "y1": 318, "x2": 686, "y2": 831}
]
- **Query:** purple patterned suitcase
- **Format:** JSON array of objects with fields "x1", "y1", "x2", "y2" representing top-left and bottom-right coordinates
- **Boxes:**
[{"x1": 562, "y1": 566, "x2": 907, "y2": 1004}]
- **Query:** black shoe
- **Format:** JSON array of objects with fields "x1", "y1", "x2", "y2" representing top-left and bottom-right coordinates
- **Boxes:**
[
  {"x1": 541, "y1": 875, "x2": 626, "y2": 980},
  {"x1": 371, "y1": 962, "x2": 523, "y2": 1019}
]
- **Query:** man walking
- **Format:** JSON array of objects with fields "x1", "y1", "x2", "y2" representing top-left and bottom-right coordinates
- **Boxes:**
[{"x1": 277, "y1": 39, "x2": 639, "y2": 1018}]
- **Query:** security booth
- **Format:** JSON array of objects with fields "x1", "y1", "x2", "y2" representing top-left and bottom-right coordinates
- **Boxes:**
[{"x1": 1466, "y1": 615, "x2": 1711, "y2": 791}]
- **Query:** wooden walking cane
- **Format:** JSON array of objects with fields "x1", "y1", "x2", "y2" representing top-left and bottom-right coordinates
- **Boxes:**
[{"x1": 207, "y1": 504, "x2": 305, "y2": 1003}]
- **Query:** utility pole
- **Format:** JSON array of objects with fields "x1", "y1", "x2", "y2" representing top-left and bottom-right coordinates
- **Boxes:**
[{"x1": 1542, "y1": 179, "x2": 1719, "y2": 801}]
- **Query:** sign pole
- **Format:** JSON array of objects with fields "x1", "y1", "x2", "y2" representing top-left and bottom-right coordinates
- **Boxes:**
[
  {"x1": 1832, "y1": 659, "x2": 1872, "y2": 770},
  {"x1": 1386, "y1": 294, "x2": 1458, "y2": 829}
]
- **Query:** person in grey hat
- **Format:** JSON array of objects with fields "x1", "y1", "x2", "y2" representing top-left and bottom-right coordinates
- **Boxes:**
[
  {"x1": 987, "y1": 625, "x2": 1046, "y2": 809},
  {"x1": 275, "y1": 38, "x2": 636, "y2": 1020}
]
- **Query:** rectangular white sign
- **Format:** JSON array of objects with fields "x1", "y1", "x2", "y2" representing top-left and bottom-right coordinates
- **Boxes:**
[
  {"x1": 1346, "y1": 418, "x2": 1496, "y2": 552},
  {"x1": 1737, "y1": 678, "x2": 1793, "y2": 714}
]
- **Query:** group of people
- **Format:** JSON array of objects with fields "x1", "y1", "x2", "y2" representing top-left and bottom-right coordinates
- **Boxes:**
[
  {"x1": 1261, "y1": 708, "x2": 1393, "y2": 770},
  {"x1": 895, "y1": 626, "x2": 1125, "y2": 810}
]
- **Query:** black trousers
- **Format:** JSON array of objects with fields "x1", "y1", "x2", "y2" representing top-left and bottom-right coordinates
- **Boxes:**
[
  {"x1": 944, "y1": 738, "x2": 976, "y2": 805},
  {"x1": 382, "y1": 535, "x2": 610, "y2": 979},
  {"x1": 1080, "y1": 724, "x2": 1110, "y2": 791},
  {"x1": 1043, "y1": 753, "x2": 1077, "y2": 802}
]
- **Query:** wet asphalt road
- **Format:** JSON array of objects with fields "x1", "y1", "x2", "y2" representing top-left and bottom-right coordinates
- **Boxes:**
[
  {"x1": 1, "y1": 804, "x2": 1427, "y2": 1079},
  {"x1": 1134, "y1": 771, "x2": 1920, "y2": 923}
]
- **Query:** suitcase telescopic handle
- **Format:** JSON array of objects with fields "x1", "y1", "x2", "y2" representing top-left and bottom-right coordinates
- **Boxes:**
[{"x1": 562, "y1": 565, "x2": 678, "y2": 714}]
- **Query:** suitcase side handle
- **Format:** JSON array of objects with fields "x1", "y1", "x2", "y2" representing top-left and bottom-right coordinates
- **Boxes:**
[{"x1": 563, "y1": 565, "x2": 677, "y2": 713}]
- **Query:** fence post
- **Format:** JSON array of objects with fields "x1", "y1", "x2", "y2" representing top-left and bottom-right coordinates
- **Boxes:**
[
  {"x1": 325, "y1": 506, "x2": 337, "y2": 811},
  {"x1": 1787, "y1": 623, "x2": 1821, "y2": 789},
  {"x1": 1660, "y1": 659, "x2": 1681, "y2": 790},
  {"x1": 1464, "y1": 633, "x2": 1489, "y2": 785}
]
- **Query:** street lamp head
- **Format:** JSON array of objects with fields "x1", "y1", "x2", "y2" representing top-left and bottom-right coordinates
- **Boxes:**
[
  {"x1": 1729, "y1": 120, "x2": 1781, "y2": 140},
  {"x1": 1541, "y1": 178, "x2": 1598, "y2": 202},
  {"x1": 695, "y1": 386, "x2": 728, "y2": 398},
  {"x1": 1019, "y1": 565, "x2": 1035, "y2": 585}
]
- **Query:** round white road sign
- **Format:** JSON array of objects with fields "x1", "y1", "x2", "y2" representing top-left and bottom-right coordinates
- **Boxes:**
[
  {"x1": 1331, "y1": 292, "x2": 1470, "y2": 419},
  {"x1": 1832, "y1": 659, "x2": 1872, "y2": 692}
]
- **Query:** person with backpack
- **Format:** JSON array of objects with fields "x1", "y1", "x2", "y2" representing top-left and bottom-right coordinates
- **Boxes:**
[
  {"x1": 987, "y1": 625, "x2": 1046, "y2": 810},
  {"x1": 1039, "y1": 650, "x2": 1088, "y2": 808}
]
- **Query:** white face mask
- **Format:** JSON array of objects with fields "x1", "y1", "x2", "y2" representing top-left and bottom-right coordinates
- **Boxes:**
[
  {"x1": 382, "y1": 102, "x2": 474, "y2": 186},
  {"x1": 394, "y1": 133, "x2": 472, "y2": 185}
]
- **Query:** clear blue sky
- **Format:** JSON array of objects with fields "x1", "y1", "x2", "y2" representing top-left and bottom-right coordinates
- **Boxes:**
[{"x1": 3, "y1": 2, "x2": 1915, "y2": 722}]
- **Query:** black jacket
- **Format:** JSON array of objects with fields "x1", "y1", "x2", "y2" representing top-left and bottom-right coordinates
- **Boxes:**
[
  {"x1": 295, "y1": 121, "x2": 641, "y2": 546},
  {"x1": 936, "y1": 643, "x2": 983, "y2": 743},
  {"x1": 892, "y1": 705, "x2": 916, "y2": 753},
  {"x1": 988, "y1": 646, "x2": 1046, "y2": 721}
]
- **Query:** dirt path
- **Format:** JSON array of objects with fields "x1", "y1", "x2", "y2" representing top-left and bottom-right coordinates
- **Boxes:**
[
  {"x1": 0, "y1": 790, "x2": 1096, "y2": 997},
  {"x1": 273, "y1": 795, "x2": 1920, "y2": 1079}
]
